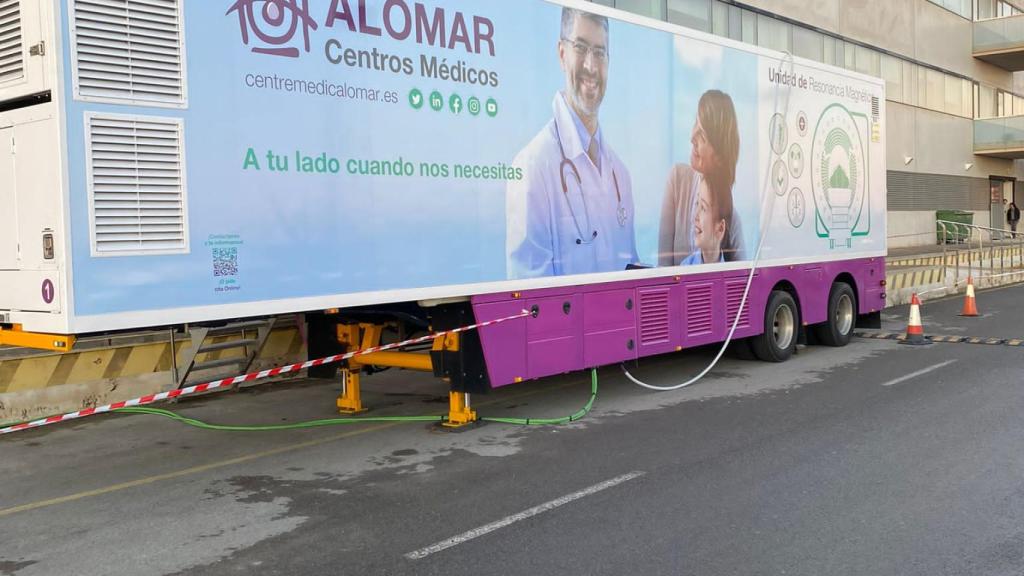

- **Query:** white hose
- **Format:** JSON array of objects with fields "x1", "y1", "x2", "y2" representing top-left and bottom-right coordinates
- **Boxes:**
[{"x1": 624, "y1": 51, "x2": 796, "y2": 391}]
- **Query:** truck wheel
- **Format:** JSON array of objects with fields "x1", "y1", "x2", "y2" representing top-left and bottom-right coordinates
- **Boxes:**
[
  {"x1": 751, "y1": 290, "x2": 799, "y2": 363},
  {"x1": 814, "y1": 282, "x2": 856, "y2": 347}
]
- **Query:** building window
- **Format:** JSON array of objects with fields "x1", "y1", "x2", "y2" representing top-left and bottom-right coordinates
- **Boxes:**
[
  {"x1": 926, "y1": 68, "x2": 944, "y2": 111},
  {"x1": 792, "y1": 26, "x2": 823, "y2": 61},
  {"x1": 976, "y1": 0, "x2": 1022, "y2": 20},
  {"x1": 855, "y1": 44, "x2": 880, "y2": 76},
  {"x1": 822, "y1": 35, "x2": 836, "y2": 66},
  {"x1": 741, "y1": 8, "x2": 756, "y2": 44},
  {"x1": 613, "y1": 0, "x2": 665, "y2": 19},
  {"x1": 881, "y1": 54, "x2": 902, "y2": 103},
  {"x1": 944, "y1": 74, "x2": 964, "y2": 116},
  {"x1": 756, "y1": 13, "x2": 790, "y2": 52},
  {"x1": 845, "y1": 41, "x2": 857, "y2": 70},
  {"x1": 902, "y1": 61, "x2": 918, "y2": 106},
  {"x1": 668, "y1": 0, "x2": 711, "y2": 31},
  {"x1": 585, "y1": 0, "x2": 1016, "y2": 121},
  {"x1": 978, "y1": 84, "x2": 997, "y2": 118},
  {"x1": 927, "y1": 0, "x2": 972, "y2": 19},
  {"x1": 963, "y1": 78, "x2": 974, "y2": 118},
  {"x1": 711, "y1": 0, "x2": 728, "y2": 36}
]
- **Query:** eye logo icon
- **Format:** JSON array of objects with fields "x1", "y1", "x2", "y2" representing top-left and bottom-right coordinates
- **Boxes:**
[{"x1": 227, "y1": 0, "x2": 317, "y2": 58}]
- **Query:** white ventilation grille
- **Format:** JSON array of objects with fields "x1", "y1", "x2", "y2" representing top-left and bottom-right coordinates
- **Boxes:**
[
  {"x1": 72, "y1": 0, "x2": 186, "y2": 106},
  {"x1": 0, "y1": 0, "x2": 23, "y2": 84},
  {"x1": 86, "y1": 114, "x2": 189, "y2": 256}
]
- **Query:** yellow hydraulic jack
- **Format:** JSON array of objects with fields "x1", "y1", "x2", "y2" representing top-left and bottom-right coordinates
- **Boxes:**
[
  {"x1": 443, "y1": 389, "x2": 477, "y2": 428},
  {"x1": 334, "y1": 323, "x2": 478, "y2": 428}
]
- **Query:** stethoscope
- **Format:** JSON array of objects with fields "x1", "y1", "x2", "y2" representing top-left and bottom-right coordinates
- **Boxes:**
[{"x1": 553, "y1": 121, "x2": 626, "y2": 245}]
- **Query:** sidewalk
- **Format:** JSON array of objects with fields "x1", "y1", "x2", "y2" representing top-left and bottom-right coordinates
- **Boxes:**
[
  {"x1": 884, "y1": 238, "x2": 1024, "y2": 306},
  {"x1": 888, "y1": 232, "x2": 1024, "y2": 259}
]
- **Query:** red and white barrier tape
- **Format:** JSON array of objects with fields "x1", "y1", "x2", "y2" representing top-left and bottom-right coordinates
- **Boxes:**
[{"x1": 0, "y1": 309, "x2": 531, "y2": 436}]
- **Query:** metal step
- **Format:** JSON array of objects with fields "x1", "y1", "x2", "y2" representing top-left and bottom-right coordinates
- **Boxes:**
[
  {"x1": 205, "y1": 321, "x2": 272, "y2": 335},
  {"x1": 190, "y1": 356, "x2": 250, "y2": 372},
  {"x1": 174, "y1": 318, "x2": 277, "y2": 388},
  {"x1": 198, "y1": 339, "x2": 259, "y2": 353}
]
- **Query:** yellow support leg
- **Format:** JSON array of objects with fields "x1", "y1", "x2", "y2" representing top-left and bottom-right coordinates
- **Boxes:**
[
  {"x1": 443, "y1": 390, "x2": 477, "y2": 428},
  {"x1": 335, "y1": 323, "x2": 368, "y2": 414},
  {"x1": 337, "y1": 368, "x2": 367, "y2": 414}
]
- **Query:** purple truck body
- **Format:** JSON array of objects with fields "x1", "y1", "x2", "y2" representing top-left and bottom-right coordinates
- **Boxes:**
[{"x1": 472, "y1": 258, "x2": 884, "y2": 387}]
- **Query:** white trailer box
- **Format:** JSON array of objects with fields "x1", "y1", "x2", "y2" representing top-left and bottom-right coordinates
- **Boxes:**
[{"x1": 0, "y1": 0, "x2": 886, "y2": 340}]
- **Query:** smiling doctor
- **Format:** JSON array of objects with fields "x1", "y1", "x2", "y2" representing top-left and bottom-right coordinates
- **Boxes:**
[{"x1": 506, "y1": 7, "x2": 638, "y2": 279}]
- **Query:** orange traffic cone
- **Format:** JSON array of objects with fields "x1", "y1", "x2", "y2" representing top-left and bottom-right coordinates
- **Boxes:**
[
  {"x1": 901, "y1": 293, "x2": 930, "y2": 345},
  {"x1": 959, "y1": 276, "x2": 979, "y2": 317}
]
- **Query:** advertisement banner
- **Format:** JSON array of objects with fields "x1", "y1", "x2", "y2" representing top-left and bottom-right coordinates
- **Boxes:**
[{"x1": 62, "y1": 0, "x2": 886, "y2": 318}]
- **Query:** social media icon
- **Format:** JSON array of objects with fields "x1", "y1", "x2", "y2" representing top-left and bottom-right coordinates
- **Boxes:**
[
  {"x1": 449, "y1": 93, "x2": 463, "y2": 114},
  {"x1": 486, "y1": 98, "x2": 498, "y2": 118},
  {"x1": 409, "y1": 88, "x2": 423, "y2": 110},
  {"x1": 468, "y1": 97, "x2": 481, "y2": 116},
  {"x1": 429, "y1": 90, "x2": 444, "y2": 112}
]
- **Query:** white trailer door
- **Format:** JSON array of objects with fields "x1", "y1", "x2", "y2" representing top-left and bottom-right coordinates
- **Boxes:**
[{"x1": 0, "y1": 125, "x2": 17, "y2": 269}]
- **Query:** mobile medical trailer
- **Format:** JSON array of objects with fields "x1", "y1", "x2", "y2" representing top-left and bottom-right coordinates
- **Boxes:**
[{"x1": 0, "y1": 0, "x2": 885, "y2": 422}]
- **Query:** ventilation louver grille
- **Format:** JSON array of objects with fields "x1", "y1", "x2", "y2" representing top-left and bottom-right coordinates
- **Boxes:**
[
  {"x1": 87, "y1": 114, "x2": 188, "y2": 255},
  {"x1": 686, "y1": 283, "x2": 713, "y2": 337},
  {"x1": 639, "y1": 288, "x2": 670, "y2": 346},
  {"x1": 73, "y1": 0, "x2": 185, "y2": 105},
  {"x1": 0, "y1": 0, "x2": 23, "y2": 85},
  {"x1": 726, "y1": 281, "x2": 751, "y2": 329}
]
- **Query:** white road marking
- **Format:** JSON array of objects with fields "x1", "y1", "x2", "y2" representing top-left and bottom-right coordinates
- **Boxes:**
[
  {"x1": 404, "y1": 471, "x2": 646, "y2": 560},
  {"x1": 880, "y1": 360, "x2": 957, "y2": 387}
]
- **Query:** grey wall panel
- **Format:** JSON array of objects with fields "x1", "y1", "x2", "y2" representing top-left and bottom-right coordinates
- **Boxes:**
[{"x1": 888, "y1": 170, "x2": 990, "y2": 210}]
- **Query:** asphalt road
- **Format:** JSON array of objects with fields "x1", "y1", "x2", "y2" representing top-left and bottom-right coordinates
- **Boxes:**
[{"x1": 3, "y1": 285, "x2": 1024, "y2": 575}]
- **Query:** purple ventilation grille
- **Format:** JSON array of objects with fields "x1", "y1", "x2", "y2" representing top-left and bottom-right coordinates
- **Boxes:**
[
  {"x1": 686, "y1": 283, "x2": 713, "y2": 336},
  {"x1": 638, "y1": 288, "x2": 670, "y2": 346},
  {"x1": 726, "y1": 280, "x2": 751, "y2": 328}
]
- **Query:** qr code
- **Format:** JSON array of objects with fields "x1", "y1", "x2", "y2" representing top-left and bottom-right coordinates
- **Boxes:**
[{"x1": 213, "y1": 247, "x2": 238, "y2": 277}]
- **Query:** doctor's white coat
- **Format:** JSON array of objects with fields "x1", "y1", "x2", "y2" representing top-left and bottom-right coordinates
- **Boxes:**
[{"x1": 506, "y1": 93, "x2": 638, "y2": 279}]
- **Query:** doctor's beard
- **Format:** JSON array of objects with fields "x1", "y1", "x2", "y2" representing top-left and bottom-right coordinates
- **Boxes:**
[{"x1": 567, "y1": 67, "x2": 606, "y2": 122}]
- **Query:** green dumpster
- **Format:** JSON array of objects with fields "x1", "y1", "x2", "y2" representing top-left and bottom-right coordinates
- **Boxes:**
[{"x1": 937, "y1": 210, "x2": 972, "y2": 244}]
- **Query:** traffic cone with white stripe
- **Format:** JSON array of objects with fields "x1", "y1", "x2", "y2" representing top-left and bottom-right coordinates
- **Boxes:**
[
  {"x1": 901, "y1": 293, "x2": 930, "y2": 345},
  {"x1": 959, "y1": 276, "x2": 979, "y2": 317}
]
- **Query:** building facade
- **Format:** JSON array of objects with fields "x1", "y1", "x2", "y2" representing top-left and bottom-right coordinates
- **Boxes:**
[{"x1": 589, "y1": 0, "x2": 1024, "y2": 247}]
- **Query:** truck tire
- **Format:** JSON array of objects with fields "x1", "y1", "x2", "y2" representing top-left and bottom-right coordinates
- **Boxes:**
[
  {"x1": 751, "y1": 290, "x2": 799, "y2": 363},
  {"x1": 814, "y1": 282, "x2": 856, "y2": 347}
]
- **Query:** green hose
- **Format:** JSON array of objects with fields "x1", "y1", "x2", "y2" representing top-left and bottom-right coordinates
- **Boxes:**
[
  {"x1": 114, "y1": 407, "x2": 444, "y2": 431},
  {"x1": 114, "y1": 369, "x2": 598, "y2": 431},
  {"x1": 483, "y1": 369, "x2": 597, "y2": 425}
]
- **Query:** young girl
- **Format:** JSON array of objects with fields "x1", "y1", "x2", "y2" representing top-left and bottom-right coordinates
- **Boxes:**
[
  {"x1": 680, "y1": 177, "x2": 733, "y2": 265},
  {"x1": 659, "y1": 90, "x2": 743, "y2": 265}
]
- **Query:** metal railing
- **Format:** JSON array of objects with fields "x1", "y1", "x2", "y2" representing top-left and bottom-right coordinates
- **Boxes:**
[
  {"x1": 975, "y1": 116, "x2": 1024, "y2": 155},
  {"x1": 974, "y1": 12, "x2": 1024, "y2": 54},
  {"x1": 937, "y1": 219, "x2": 1024, "y2": 280}
]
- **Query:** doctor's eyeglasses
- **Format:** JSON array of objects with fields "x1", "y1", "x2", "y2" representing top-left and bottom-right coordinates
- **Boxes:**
[{"x1": 561, "y1": 38, "x2": 608, "y2": 62}]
